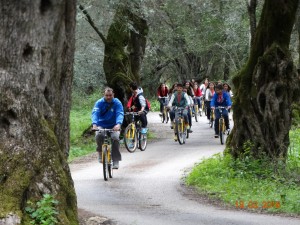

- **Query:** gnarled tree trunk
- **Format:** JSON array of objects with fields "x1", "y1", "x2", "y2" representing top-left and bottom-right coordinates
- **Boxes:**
[
  {"x1": 0, "y1": 1, "x2": 78, "y2": 224},
  {"x1": 103, "y1": 3, "x2": 148, "y2": 104},
  {"x1": 228, "y1": 0, "x2": 300, "y2": 159}
]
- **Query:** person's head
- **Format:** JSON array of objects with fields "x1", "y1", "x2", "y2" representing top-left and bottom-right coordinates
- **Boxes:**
[
  {"x1": 215, "y1": 84, "x2": 223, "y2": 95},
  {"x1": 209, "y1": 82, "x2": 215, "y2": 89},
  {"x1": 204, "y1": 78, "x2": 209, "y2": 85},
  {"x1": 193, "y1": 83, "x2": 198, "y2": 89},
  {"x1": 176, "y1": 83, "x2": 183, "y2": 93},
  {"x1": 223, "y1": 83, "x2": 231, "y2": 92},
  {"x1": 129, "y1": 82, "x2": 138, "y2": 91},
  {"x1": 104, "y1": 87, "x2": 114, "y2": 102},
  {"x1": 160, "y1": 83, "x2": 166, "y2": 89},
  {"x1": 185, "y1": 81, "x2": 191, "y2": 87}
]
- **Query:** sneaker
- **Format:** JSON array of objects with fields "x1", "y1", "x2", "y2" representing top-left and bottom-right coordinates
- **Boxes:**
[
  {"x1": 127, "y1": 142, "x2": 134, "y2": 149},
  {"x1": 174, "y1": 134, "x2": 178, "y2": 141},
  {"x1": 113, "y1": 161, "x2": 119, "y2": 169},
  {"x1": 214, "y1": 134, "x2": 219, "y2": 138},
  {"x1": 141, "y1": 128, "x2": 148, "y2": 134},
  {"x1": 170, "y1": 122, "x2": 174, "y2": 129}
]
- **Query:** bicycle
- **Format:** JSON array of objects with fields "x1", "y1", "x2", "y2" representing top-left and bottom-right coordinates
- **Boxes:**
[
  {"x1": 93, "y1": 128, "x2": 114, "y2": 181},
  {"x1": 173, "y1": 107, "x2": 188, "y2": 145},
  {"x1": 123, "y1": 112, "x2": 148, "y2": 153},
  {"x1": 159, "y1": 96, "x2": 169, "y2": 123},
  {"x1": 193, "y1": 96, "x2": 202, "y2": 122},
  {"x1": 215, "y1": 106, "x2": 229, "y2": 145}
]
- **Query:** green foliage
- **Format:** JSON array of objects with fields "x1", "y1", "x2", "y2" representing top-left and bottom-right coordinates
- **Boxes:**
[
  {"x1": 186, "y1": 129, "x2": 300, "y2": 215},
  {"x1": 25, "y1": 194, "x2": 59, "y2": 225},
  {"x1": 149, "y1": 98, "x2": 160, "y2": 112}
]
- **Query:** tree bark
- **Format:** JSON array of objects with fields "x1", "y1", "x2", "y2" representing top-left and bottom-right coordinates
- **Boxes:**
[
  {"x1": 103, "y1": 4, "x2": 148, "y2": 104},
  {"x1": 0, "y1": 1, "x2": 78, "y2": 224},
  {"x1": 247, "y1": 0, "x2": 257, "y2": 47},
  {"x1": 228, "y1": 0, "x2": 300, "y2": 160}
]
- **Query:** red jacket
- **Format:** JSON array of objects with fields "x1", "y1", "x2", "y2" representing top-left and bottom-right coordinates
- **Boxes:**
[
  {"x1": 157, "y1": 87, "x2": 169, "y2": 97},
  {"x1": 193, "y1": 88, "x2": 202, "y2": 97}
]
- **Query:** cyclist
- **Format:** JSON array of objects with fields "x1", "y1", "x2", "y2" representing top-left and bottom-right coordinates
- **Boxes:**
[
  {"x1": 183, "y1": 87, "x2": 193, "y2": 132},
  {"x1": 205, "y1": 82, "x2": 215, "y2": 121},
  {"x1": 127, "y1": 82, "x2": 148, "y2": 134},
  {"x1": 167, "y1": 83, "x2": 191, "y2": 140},
  {"x1": 200, "y1": 78, "x2": 209, "y2": 96},
  {"x1": 211, "y1": 84, "x2": 232, "y2": 138},
  {"x1": 157, "y1": 83, "x2": 169, "y2": 116},
  {"x1": 91, "y1": 87, "x2": 124, "y2": 169},
  {"x1": 184, "y1": 80, "x2": 195, "y2": 97},
  {"x1": 193, "y1": 83, "x2": 202, "y2": 112}
]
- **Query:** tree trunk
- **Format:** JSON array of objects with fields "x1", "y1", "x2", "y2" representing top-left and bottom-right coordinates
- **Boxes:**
[
  {"x1": 0, "y1": 1, "x2": 78, "y2": 224},
  {"x1": 103, "y1": 4, "x2": 148, "y2": 104},
  {"x1": 247, "y1": 0, "x2": 257, "y2": 47},
  {"x1": 228, "y1": 0, "x2": 300, "y2": 160}
]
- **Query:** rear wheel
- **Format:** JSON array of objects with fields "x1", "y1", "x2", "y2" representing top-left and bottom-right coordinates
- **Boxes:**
[
  {"x1": 124, "y1": 125, "x2": 137, "y2": 153},
  {"x1": 102, "y1": 148, "x2": 108, "y2": 181},
  {"x1": 139, "y1": 132, "x2": 147, "y2": 151},
  {"x1": 165, "y1": 109, "x2": 169, "y2": 123},
  {"x1": 176, "y1": 119, "x2": 185, "y2": 145}
]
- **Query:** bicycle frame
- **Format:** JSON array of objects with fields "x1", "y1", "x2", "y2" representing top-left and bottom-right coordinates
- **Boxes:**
[
  {"x1": 216, "y1": 106, "x2": 227, "y2": 145},
  {"x1": 96, "y1": 128, "x2": 114, "y2": 181},
  {"x1": 173, "y1": 107, "x2": 187, "y2": 144}
]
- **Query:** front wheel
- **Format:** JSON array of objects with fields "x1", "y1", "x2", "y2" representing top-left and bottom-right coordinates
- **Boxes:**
[
  {"x1": 139, "y1": 133, "x2": 147, "y2": 151},
  {"x1": 124, "y1": 124, "x2": 137, "y2": 153},
  {"x1": 219, "y1": 119, "x2": 225, "y2": 145},
  {"x1": 176, "y1": 119, "x2": 185, "y2": 145},
  {"x1": 102, "y1": 147, "x2": 109, "y2": 181}
]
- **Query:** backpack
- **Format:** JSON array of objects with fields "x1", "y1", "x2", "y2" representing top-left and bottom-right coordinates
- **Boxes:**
[{"x1": 137, "y1": 93, "x2": 151, "y2": 111}]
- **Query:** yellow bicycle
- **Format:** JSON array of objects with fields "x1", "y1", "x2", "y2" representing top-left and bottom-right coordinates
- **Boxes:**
[
  {"x1": 159, "y1": 96, "x2": 169, "y2": 123},
  {"x1": 94, "y1": 128, "x2": 114, "y2": 181},
  {"x1": 216, "y1": 106, "x2": 228, "y2": 145},
  {"x1": 210, "y1": 108, "x2": 215, "y2": 128},
  {"x1": 124, "y1": 112, "x2": 148, "y2": 152},
  {"x1": 173, "y1": 107, "x2": 187, "y2": 145}
]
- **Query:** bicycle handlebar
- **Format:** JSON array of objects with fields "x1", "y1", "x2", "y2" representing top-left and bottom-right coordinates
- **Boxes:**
[
  {"x1": 92, "y1": 128, "x2": 115, "y2": 132},
  {"x1": 125, "y1": 112, "x2": 140, "y2": 116}
]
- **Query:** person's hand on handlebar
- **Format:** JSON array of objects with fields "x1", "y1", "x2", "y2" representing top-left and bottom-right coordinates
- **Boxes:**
[
  {"x1": 92, "y1": 124, "x2": 98, "y2": 131},
  {"x1": 113, "y1": 124, "x2": 121, "y2": 131}
]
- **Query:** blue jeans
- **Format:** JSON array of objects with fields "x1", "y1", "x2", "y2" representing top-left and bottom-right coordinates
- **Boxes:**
[{"x1": 170, "y1": 108, "x2": 189, "y2": 125}]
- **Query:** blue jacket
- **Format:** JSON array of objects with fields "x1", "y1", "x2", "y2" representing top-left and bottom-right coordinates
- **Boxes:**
[
  {"x1": 91, "y1": 97, "x2": 124, "y2": 128},
  {"x1": 210, "y1": 91, "x2": 232, "y2": 108}
]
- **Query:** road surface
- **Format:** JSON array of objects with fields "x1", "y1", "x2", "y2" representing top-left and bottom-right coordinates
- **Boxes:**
[{"x1": 71, "y1": 112, "x2": 299, "y2": 225}]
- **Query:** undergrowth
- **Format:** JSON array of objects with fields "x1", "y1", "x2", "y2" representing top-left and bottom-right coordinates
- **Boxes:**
[{"x1": 186, "y1": 129, "x2": 300, "y2": 215}]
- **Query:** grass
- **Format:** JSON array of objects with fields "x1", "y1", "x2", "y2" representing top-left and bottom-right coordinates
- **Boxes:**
[
  {"x1": 69, "y1": 91, "x2": 158, "y2": 162},
  {"x1": 186, "y1": 129, "x2": 300, "y2": 215}
]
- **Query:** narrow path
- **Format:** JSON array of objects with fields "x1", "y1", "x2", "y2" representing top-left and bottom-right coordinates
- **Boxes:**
[{"x1": 71, "y1": 112, "x2": 299, "y2": 225}]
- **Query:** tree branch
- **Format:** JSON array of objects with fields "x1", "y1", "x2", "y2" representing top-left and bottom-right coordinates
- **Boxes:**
[{"x1": 79, "y1": 4, "x2": 107, "y2": 45}]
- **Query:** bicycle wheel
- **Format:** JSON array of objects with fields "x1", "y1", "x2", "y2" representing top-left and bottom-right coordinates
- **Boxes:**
[
  {"x1": 176, "y1": 119, "x2": 184, "y2": 145},
  {"x1": 124, "y1": 124, "x2": 137, "y2": 153},
  {"x1": 138, "y1": 132, "x2": 147, "y2": 151},
  {"x1": 161, "y1": 109, "x2": 165, "y2": 123},
  {"x1": 102, "y1": 147, "x2": 109, "y2": 181},
  {"x1": 165, "y1": 109, "x2": 169, "y2": 123},
  {"x1": 194, "y1": 105, "x2": 198, "y2": 122},
  {"x1": 219, "y1": 119, "x2": 225, "y2": 145},
  {"x1": 108, "y1": 150, "x2": 113, "y2": 178}
]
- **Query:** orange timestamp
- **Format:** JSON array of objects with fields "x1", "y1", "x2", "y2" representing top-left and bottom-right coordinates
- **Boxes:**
[{"x1": 235, "y1": 200, "x2": 281, "y2": 209}]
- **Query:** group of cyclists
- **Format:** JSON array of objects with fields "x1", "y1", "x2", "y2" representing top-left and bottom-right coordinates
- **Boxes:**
[
  {"x1": 157, "y1": 78, "x2": 233, "y2": 140},
  {"x1": 91, "y1": 79, "x2": 233, "y2": 169}
]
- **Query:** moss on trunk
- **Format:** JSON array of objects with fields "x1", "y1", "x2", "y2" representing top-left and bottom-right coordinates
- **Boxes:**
[
  {"x1": 0, "y1": 1, "x2": 78, "y2": 224},
  {"x1": 228, "y1": 0, "x2": 300, "y2": 159}
]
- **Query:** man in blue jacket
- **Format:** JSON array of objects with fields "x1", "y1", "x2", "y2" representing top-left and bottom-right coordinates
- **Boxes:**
[
  {"x1": 92, "y1": 87, "x2": 124, "y2": 169},
  {"x1": 211, "y1": 84, "x2": 232, "y2": 138}
]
